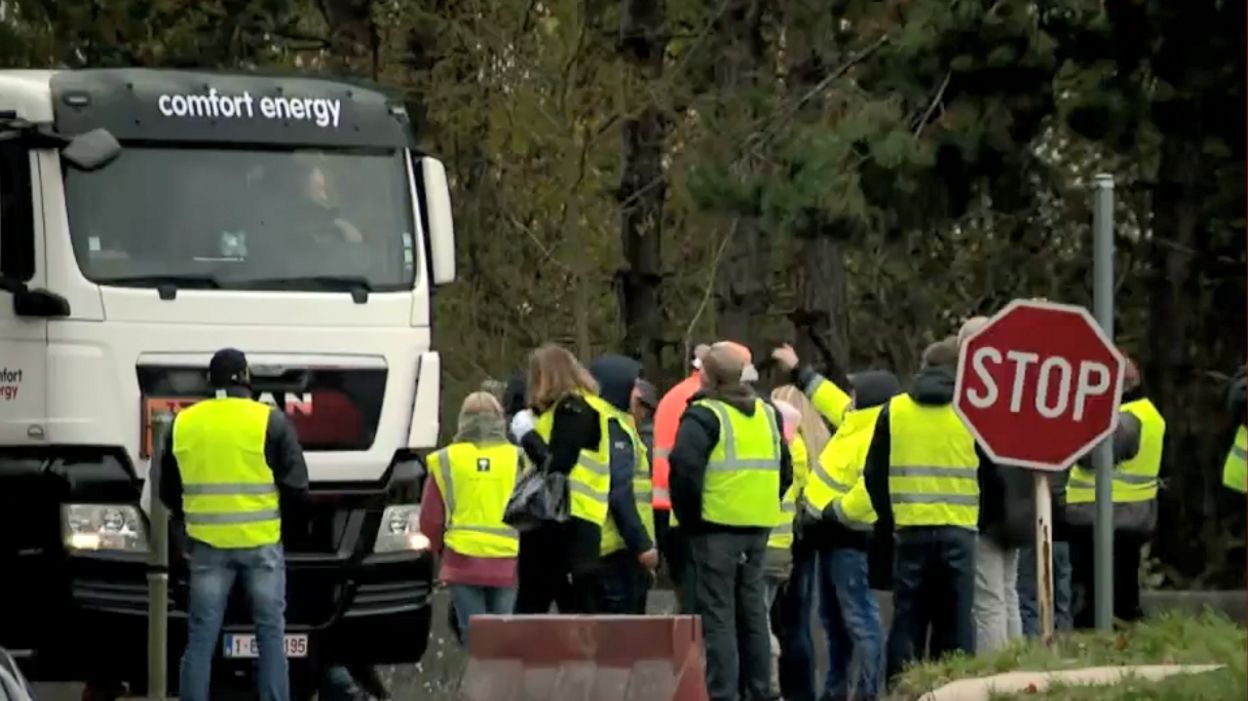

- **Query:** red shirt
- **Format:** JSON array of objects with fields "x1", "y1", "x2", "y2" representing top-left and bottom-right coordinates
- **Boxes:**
[{"x1": 418, "y1": 477, "x2": 517, "y2": 588}]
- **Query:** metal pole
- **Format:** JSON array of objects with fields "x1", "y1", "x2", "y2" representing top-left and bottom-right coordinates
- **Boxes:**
[
  {"x1": 147, "y1": 447, "x2": 170, "y2": 699},
  {"x1": 1092, "y1": 173, "x2": 1116, "y2": 630},
  {"x1": 1034, "y1": 471, "x2": 1054, "y2": 644}
]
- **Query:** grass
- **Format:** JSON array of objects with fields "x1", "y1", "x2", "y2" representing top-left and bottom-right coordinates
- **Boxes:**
[{"x1": 889, "y1": 612, "x2": 1246, "y2": 701}]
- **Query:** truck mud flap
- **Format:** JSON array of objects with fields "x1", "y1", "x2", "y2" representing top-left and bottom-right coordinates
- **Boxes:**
[{"x1": 461, "y1": 615, "x2": 707, "y2": 701}]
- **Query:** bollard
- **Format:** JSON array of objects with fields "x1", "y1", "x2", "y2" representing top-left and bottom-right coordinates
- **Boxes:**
[{"x1": 1091, "y1": 173, "x2": 1116, "y2": 631}]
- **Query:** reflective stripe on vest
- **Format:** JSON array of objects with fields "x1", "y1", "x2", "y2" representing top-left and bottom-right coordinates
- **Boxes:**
[
  {"x1": 804, "y1": 405, "x2": 881, "y2": 516},
  {"x1": 429, "y1": 441, "x2": 522, "y2": 558},
  {"x1": 172, "y1": 397, "x2": 280, "y2": 549},
  {"x1": 697, "y1": 398, "x2": 783, "y2": 528},
  {"x1": 601, "y1": 414, "x2": 657, "y2": 556},
  {"x1": 1223, "y1": 426, "x2": 1247, "y2": 494},
  {"x1": 534, "y1": 392, "x2": 613, "y2": 525},
  {"x1": 887, "y1": 395, "x2": 979, "y2": 529},
  {"x1": 1068, "y1": 398, "x2": 1166, "y2": 505},
  {"x1": 767, "y1": 485, "x2": 798, "y2": 550}
]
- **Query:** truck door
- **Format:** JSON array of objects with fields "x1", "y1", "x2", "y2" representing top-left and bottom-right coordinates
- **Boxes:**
[{"x1": 0, "y1": 143, "x2": 48, "y2": 446}]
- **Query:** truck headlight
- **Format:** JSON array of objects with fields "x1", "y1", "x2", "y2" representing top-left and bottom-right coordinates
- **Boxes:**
[
  {"x1": 62, "y1": 504, "x2": 149, "y2": 553},
  {"x1": 374, "y1": 505, "x2": 430, "y2": 553}
]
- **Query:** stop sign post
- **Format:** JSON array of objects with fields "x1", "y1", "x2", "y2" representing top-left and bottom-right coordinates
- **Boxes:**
[{"x1": 955, "y1": 299, "x2": 1126, "y2": 641}]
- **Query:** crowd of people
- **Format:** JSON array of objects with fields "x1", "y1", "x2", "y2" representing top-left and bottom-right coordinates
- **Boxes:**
[{"x1": 419, "y1": 318, "x2": 1245, "y2": 701}]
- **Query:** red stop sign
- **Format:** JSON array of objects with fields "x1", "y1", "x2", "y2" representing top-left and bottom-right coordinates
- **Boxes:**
[{"x1": 954, "y1": 300, "x2": 1126, "y2": 471}]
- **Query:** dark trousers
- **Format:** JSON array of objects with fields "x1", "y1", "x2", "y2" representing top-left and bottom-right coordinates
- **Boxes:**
[
  {"x1": 665, "y1": 523, "x2": 695, "y2": 614},
  {"x1": 777, "y1": 541, "x2": 817, "y2": 701},
  {"x1": 598, "y1": 549, "x2": 650, "y2": 614},
  {"x1": 690, "y1": 530, "x2": 772, "y2": 701},
  {"x1": 885, "y1": 527, "x2": 976, "y2": 682},
  {"x1": 515, "y1": 520, "x2": 600, "y2": 614},
  {"x1": 1070, "y1": 528, "x2": 1144, "y2": 628}
]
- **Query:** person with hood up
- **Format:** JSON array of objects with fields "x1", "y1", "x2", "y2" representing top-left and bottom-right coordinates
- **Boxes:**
[
  {"x1": 419, "y1": 392, "x2": 523, "y2": 646},
  {"x1": 1066, "y1": 350, "x2": 1165, "y2": 627},
  {"x1": 773, "y1": 344, "x2": 894, "y2": 701},
  {"x1": 588, "y1": 354, "x2": 659, "y2": 614},
  {"x1": 654, "y1": 344, "x2": 712, "y2": 608},
  {"x1": 955, "y1": 317, "x2": 1032, "y2": 653},
  {"x1": 670, "y1": 341, "x2": 794, "y2": 701},
  {"x1": 857, "y1": 338, "x2": 991, "y2": 682},
  {"x1": 509, "y1": 344, "x2": 614, "y2": 614}
]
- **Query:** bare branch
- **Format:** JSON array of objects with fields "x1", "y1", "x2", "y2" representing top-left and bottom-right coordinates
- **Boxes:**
[
  {"x1": 684, "y1": 219, "x2": 738, "y2": 361},
  {"x1": 913, "y1": 69, "x2": 952, "y2": 138}
]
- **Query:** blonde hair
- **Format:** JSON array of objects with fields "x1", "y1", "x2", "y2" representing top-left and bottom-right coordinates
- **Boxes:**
[
  {"x1": 455, "y1": 391, "x2": 507, "y2": 444},
  {"x1": 460, "y1": 391, "x2": 503, "y2": 419},
  {"x1": 526, "y1": 344, "x2": 599, "y2": 413},
  {"x1": 771, "y1": 385, "x2": 832, "y2": 458}
]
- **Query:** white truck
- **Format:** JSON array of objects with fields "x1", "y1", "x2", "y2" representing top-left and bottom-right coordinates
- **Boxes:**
[{"x1": 0, "y1": 68, "x2": 453, "y2": 698}]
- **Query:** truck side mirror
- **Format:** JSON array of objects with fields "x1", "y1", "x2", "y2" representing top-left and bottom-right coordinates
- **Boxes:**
[
  {"x1": 61, "y1": 128, "x2": 121, "y2": 172},
  {"x1": 419, "y1": 157, "x2": 456, "y2": 285},
  {"x1": 14, "y1": 287, "x2": 71, "y2": 317}
]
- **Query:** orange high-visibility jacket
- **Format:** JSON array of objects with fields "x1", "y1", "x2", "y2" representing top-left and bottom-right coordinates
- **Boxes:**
[{"x1": 651, "y1": 371, "x2": 702, "y2": 510}]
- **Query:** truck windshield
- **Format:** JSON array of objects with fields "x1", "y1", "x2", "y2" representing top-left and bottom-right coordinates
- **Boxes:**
[{"x1": 63, "y1": 147, "x2": 418, "y2": 292}]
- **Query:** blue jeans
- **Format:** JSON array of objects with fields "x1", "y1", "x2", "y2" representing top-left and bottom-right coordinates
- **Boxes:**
[
  {"x1": 449, "y1": 583, "x2": 517, "y2": 647},
  {"x1": 180, "y1": 541, "x2": 288, "y2": 701},
  {"x1": 818, "y1": 548, "x2": 884, "y2": 701},
  {"x1": 886, "y1": 527, "x2": 976, "y2": 682},
  {"x1": 1017, "y1": 541, "x2": 1073, "y2": 636},
  {"x1": 778, "y1": 544, "x2": 817, "y2": 701}
]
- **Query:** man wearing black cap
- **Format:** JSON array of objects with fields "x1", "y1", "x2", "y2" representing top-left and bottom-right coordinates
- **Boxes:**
[{"x1": 157, "y1": 348, "x2": 309, "y2": 701}]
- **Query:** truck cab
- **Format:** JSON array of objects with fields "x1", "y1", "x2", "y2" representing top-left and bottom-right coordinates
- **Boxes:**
[{"x1": 0, "y1": 68, "x2": 454, "y2": 697}]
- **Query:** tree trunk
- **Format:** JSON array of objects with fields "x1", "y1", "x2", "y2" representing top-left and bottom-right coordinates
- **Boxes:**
[
  {"x1": 793, "y1": 235, "x2": 850, "y2": 381},
  {"x1": 317, "y1": 0, "x2": 379, "y2": 79},
  {"x1": 617, "y1": 0, "x2": 668, "y2": 378},
  {"x1": 710, "y1": 0, "x2": 771, "y2": 359}
]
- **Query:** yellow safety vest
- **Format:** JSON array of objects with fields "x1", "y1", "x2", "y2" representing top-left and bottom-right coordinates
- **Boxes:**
[
  {"x1": 696, "y1": 398, "x2": 783, "y2": 528},
  {"x1": 1068, "y1": 398, "x2": 1166, "y2": 505},
  {"x1": 534, "y1": 392, "x2": 613, "y2": 525},
  {"x1": 887, "y1": 395, "x2": 980, "y2": 529},
  {"x1": 768, "y1": 434, "x2": 807, "y2": 551},
  {"x1": 805, "y1": 405, "x2": 882, "y2": 528},
  {"x1": 601, "y1": 413, "x2": 657, "y2": 556},
  {"x1": 428, "y1": 441, "x2": 522, "y2": 558},
  {"x1": 172, "y1": 397, "x2": 280, "y2": 549},
  {"x1": 803, "y1": 373, "x2": 852, "y2": 429},
  {"x1": 1222, "y1": 426, "x2": 1246, "y2": 494}
]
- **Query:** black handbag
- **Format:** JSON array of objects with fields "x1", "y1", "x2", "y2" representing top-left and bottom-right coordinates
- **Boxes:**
[{"x1": 503, "y1": 468, "x2": 570, "y2": 532}]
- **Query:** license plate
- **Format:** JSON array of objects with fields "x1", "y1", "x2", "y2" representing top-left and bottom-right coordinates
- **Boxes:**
[{"x1": 222, "y1": 633, "x2": 308, "y2": 658}]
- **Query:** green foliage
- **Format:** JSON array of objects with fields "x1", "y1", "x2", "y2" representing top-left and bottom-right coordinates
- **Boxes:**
[{"x1": 891, "y1": 612, "x2": 1247, "y2": 701}]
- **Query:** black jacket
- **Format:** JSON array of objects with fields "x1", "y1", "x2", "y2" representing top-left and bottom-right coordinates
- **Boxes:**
[
  {"x1": 861, "y1": 366, "x2": 998, "y2": 531},
  {"x1": 157, "y1": 386, "x2": 310, "y2": 526},
  {"x1": 669, "y1": 390, "x2": 794, "y2": 534},
  {"x1": 517, "y1": 393, "x2": 604, "y2": 574},
  {"x1": 590, "y1": 354, "x2": 653, "y2": 554}
]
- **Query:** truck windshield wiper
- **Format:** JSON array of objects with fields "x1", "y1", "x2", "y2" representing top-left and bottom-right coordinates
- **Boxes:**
[
  {"x1": 95, "y1": 274, "x2": 222, "y2": 300},
  {"x1": 246, "y1": 275, "x2": 372, "y2": 302}
]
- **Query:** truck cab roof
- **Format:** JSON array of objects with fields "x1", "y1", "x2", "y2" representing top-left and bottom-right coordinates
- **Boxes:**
[{"x1": 0, "y1": 68, "x2": 415, "y2": 148}]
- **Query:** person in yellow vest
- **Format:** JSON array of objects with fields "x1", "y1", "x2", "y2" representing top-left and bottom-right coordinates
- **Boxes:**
[
  {"x1": 419, "y1": 392, "x2": 524, "y2": 646},
  {"x1": 157, "y1": 348, "x2": 309, "y2": 701},
  {"x1": 769, "y1": 384, "x2": 830, "y2": 701},
  {"x1": 669, "y1": 342, "x2": 793, "y2": 701},
  {"x1": 763, "y1": 399, "x2": 803, "y2": 701},
  {"x1": 1223, "y1": 365, "x2": 1246, "y2": 494},
  {"x1": 1066, "y1": 352, "x2": 1165, "y2": 627},
  {"x1": 588, "y1": 354, "x2": 659, "y2": 614},
  {"x1": 852, "y1": 339, "x2": 989, "y2": 682},
  {"x1": 509, "y1": 344, "x2": 613, "y2": 614}
]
